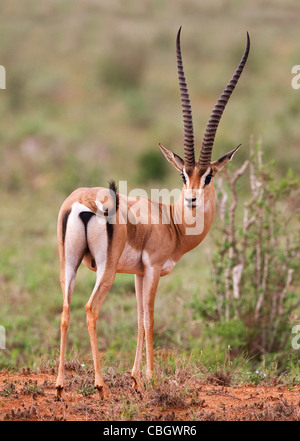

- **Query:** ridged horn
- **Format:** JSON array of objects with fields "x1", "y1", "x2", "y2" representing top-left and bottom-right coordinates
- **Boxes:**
[
  {"x1": 176, "y1": 27, "x2": 195, "y2": 168},
  {"x1": 199, "y1": 32, "x2": 250, "y2": 168}
]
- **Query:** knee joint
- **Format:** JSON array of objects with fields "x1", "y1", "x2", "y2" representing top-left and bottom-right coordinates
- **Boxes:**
[
  {"x1": 60, "y1": 305, "x2": 70, "y2": 329},
  {"x1": 85, "y1": 303, "x2": 97, "y2": 328}
]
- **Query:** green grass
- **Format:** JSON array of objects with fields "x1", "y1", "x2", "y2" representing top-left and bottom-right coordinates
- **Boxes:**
[{"x1": 0, "y1": 0, "x2": 299, "y2": 377}]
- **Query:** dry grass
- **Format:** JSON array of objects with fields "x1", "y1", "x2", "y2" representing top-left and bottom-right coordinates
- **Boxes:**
[
  {"x1": 1, "y1": 366, "x2": 300, "y2": 421},
  {"x1": 1, "y1": 354, "x2": 300, "y2": 421}
]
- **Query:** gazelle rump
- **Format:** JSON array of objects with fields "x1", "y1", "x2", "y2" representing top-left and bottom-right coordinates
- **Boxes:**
[{"x1": 55, "y1": 28, "x2": 250, "y2": 399}]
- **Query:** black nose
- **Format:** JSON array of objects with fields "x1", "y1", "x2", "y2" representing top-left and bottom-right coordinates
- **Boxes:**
[{"x1": 185, "y1": 197, "x2": 197, "y2": 203}]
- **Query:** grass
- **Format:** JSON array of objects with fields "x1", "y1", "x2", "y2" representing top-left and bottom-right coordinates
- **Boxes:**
[{"x1": 0, "y1": 0, "x2": 299, "y2": 383}]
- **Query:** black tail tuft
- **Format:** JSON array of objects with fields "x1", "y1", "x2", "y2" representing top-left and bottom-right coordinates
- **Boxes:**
[{"x1": 108, "y1": 180, "x2": 119, "y2": 212}]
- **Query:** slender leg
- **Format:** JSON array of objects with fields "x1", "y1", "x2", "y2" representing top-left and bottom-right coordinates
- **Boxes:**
[
  {"x1": 131, "y1": 274, "x2": 145, "y2": 391},
  {"x1": 142, "y1": 266, "x2": 160, "y2": 381},
  {"x1": 85, "y1": 270, "x2": 115, "y2": 399},
  {"x1": 55, "y1": 208, "x2": 86, "y2": 399},
  {"x1": 55, "y1": 263, "x2": 77, "y2": 398}
]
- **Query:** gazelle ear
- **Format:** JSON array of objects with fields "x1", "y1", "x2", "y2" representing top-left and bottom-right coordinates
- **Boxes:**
[
  {"x1": 159, "y1": 143, "x2": 184, "y2": 172},
  {"x1": 211, "y1": 144, "x2": 241, "y2": 175}
]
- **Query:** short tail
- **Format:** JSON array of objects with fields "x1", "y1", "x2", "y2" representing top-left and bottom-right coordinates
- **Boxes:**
[{"x1": 95, "y1": 180, "x2": 119, "y2": 217}]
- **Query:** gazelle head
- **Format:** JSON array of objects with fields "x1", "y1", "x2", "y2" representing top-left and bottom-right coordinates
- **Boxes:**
[{"x1": 159, "y1": 28, "x2": 250, "y2": 208}]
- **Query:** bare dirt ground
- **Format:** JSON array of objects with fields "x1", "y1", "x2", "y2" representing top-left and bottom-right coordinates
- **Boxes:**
[{"x1": 0, "y1": 369, "x2": 299, "y2": 421}]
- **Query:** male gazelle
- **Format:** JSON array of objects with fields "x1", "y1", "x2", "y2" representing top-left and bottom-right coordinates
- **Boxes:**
[{"x1": 55, "y1": 28, "x2": 250, "y2": 399}]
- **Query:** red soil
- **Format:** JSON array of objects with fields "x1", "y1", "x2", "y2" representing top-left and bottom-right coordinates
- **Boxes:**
[{"x1": 0, "y1": 370, "x2": 299, "y2": 421}]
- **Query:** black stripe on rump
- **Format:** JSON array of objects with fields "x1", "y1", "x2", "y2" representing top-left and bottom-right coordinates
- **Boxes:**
[
  {"x1": 106, "y1": 180, "x2": 119, "y2": 245},
  {"x1": 79, "y1": 211, "x2": 96, "y2": 241},
  {"x1": 62, "y1": 209, "x2": 71, "y2": 246},
  {"x1": 106, "y1": 222, "x2": 114, "y2": 244}
]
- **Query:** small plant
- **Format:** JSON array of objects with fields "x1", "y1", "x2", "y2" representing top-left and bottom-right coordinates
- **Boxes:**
[
  {"x1": 0, "y1": 381, "x2": 16, "y2": 397},
  {"x1": 21, "y1": 381, "x2": 45, "y2": 397},
  {"x1": 120, "y1": 398, "x2": 139, "y2": 421},
  {"x1": 77, "y1": 383, "x2": 96, "y2": 398},
  {"x1": 247, "y1": 369, "x2": 267, "y2": 385}
]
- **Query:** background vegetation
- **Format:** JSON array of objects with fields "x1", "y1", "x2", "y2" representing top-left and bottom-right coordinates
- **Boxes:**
[{"x1": 0, "y1": 0, "x2": 299, "y2": 381}]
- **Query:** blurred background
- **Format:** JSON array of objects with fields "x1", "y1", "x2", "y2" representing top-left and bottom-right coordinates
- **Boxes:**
[{"x1": 0, "y1": 0, "x2": 299, "y2": 370}]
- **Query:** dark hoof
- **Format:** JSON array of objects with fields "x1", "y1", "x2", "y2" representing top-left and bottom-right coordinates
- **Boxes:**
[
  {"x1": 55, "y1": 385, "x2": 63, "y2": 401},
  {"x1": 96, "y1": 385, "x2": 108, "y2": 400}
]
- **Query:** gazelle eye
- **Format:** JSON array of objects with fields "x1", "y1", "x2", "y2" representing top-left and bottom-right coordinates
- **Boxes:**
[
  {"x1": 205, "y1": 174, "x2": 212, "y2": 186},
  {"x1": 181, "y1": 173, "x2": 186, "y2": 185}
]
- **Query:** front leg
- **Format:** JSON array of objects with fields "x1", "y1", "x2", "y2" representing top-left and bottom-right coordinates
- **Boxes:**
[
  {"x1": 131, "y1": 274, "x2": 145, "y2": 391},
  {"x1": 142, "y1": 259, "x2": 160, "y2": 381}
]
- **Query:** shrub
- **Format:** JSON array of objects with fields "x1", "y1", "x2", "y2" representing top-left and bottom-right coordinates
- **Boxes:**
[
  {"x1": 191, "y1": 137, "x2": 300, "y2": 360},
  {"x1": 137, "y1": 149, "x2": 168, "y2": 183}
]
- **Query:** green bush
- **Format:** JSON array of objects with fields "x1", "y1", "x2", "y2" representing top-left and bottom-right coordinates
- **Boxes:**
[
  {"x1": 191, "y1": 138, "x2": 300, "y2": 362},
  {"x1": 137, "y1": 149, "x2": 168, "y2": 183}
]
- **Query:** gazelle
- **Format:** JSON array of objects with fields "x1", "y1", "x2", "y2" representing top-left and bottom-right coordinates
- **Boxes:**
[{"x1": 55, "y1": 28, "x2": 250, "y2": 399}]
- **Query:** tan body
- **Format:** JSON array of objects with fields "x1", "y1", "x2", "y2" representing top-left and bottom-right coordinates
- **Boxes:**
[
  {"x1": 55, "y1": 28, "x2": 249, "y2": 398},
  {"x1": 56, "y1": 180, "x2": 215, "y2": 397}
]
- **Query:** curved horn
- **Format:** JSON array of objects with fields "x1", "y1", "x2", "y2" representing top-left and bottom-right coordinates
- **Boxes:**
[
  {"x1": 176, "y1": 27, "x2": 195, "y2": 168},
  {"x1": 199, "y1": 32, "x2": 250, "y2": 168}
]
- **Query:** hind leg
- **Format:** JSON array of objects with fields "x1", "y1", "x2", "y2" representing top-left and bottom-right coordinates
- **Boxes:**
[
  {"x1": 55, "y1": 262, "x2": 77, "y2": 398},
  {"x1": 84, "y1": 217, "x2": 119, "y2": 399},
  {"x1": 85, "y1": 269, "x2": 115, "y2": 399},
  {"x1": 55, "y1": 207, "x2": 87, "y2": 399}
]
